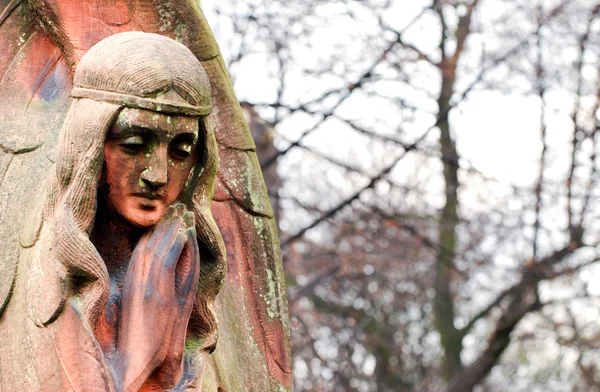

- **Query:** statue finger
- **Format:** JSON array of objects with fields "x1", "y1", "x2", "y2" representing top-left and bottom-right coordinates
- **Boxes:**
[
  {"x1": 144, "y1": 203, "x2": 181, "y2": 254},
  {"x1": 156, "y1": 232, "x2": 200, "y2": 389},
  {"x1": 161, "y1": 231, "x2": 187, "y2": 272},
  {"x1": 150, "y1": 207, "x2": 190, "y2": 271},
  {"x1": 147, "y1": 231, "x2": 187, "y2": 299},
  {"x1": 174, "y1": 229, "x2": 200, "y2": 303},
  {"x1": 124, "y1": 207, "x2": 187, "y2": 306},
  {"x1": 125, "y1": 232, "x2": 152, "y2": 281},
  {"x1": 173, "y1": 212, "x2": 197, "y2": 288}
]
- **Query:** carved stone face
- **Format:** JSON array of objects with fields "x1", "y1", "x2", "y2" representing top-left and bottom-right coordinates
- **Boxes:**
[{"x1": 103, "y1": 107, "x2": 199, "y2": 228}]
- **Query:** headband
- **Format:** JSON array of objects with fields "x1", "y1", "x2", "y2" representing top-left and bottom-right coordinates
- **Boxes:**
[{"x1": 71, "y1": 87, "x2": 211, "y2": 116}]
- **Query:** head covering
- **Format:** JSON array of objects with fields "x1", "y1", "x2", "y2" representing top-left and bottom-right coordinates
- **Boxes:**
[{"x1": 71, "y1": 31, "x2": 212, "y2": 116}]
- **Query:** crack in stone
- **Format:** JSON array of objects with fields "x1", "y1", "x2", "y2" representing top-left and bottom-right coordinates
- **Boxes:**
[
  {"x1": 0, "y1": 154, "x2": 14, "y2": 189},
  {"x1": 0, "y1": 143, "x2": 42, "y2": 155}
]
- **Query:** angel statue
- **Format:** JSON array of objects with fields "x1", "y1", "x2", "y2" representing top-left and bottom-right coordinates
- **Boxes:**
[{"x1": 0, "y1": 1, "x2": 291, "y2": 391}]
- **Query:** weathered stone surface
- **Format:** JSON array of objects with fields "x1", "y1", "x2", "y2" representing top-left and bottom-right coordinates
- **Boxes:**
[
  {"x1": 216, "y1": 147, "x2": 274, "y2": 217},
  {"x1": 0, "y1": 1, "x2": 292, "y2": 390},
  {"x1": 211, "y1": 200, "x2": 291, "y2": 390},
  {"x1": 0, "y1": 2, "x2": 71, "y2": 154},
  {"x1": 202, "y1": 55, "x2": 257, "y2": 151},
  {"x1": 0, "y1": 148, "x2": 53, "y2": 313},
  {"x1": 0, "y1": 0, "x2": 71, "y2": 313}
]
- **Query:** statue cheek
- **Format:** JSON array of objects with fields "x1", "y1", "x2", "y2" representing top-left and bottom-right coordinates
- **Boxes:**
[{"x1": 173, "y1": 163, "x2": 192, "y2": 187}]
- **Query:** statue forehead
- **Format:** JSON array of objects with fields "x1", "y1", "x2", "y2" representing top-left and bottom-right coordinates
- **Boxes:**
[{"x1": 113, "y1": 108, "x2": 200, "y2": 137}]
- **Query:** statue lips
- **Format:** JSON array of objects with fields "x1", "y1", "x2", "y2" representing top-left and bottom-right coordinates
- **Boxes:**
[
  {"x1": 132, "y1": 192, "x2": 166, "y2": 211},
  {"x1": 132, "y1": 192, "x2": 165, "y2": 200}
]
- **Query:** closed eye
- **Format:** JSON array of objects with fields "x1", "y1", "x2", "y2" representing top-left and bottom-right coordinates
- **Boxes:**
[
  {"x1": 169, "y1": 142, "x2": 193, "y2": 161},
  {"x1": 118, "y1": 135, "x2": 145, "y2": 154}
]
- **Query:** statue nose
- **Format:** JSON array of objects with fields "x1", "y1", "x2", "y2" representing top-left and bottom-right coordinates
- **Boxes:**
[{"x1": 141, "y1": 150, "x2": 168, "y2": 188}]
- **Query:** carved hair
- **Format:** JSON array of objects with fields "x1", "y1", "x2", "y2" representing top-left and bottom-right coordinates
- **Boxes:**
[{"x1": 25, "y1": 32, "x2": 226, "y2": 352}]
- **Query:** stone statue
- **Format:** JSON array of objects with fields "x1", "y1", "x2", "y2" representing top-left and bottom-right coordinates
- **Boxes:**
[
  {"x1": 2, "y1": 31, "x2": 226, "y2": 390},
  {"x1": 0, "y1": 1, "x2": 291, "y2": 391}
]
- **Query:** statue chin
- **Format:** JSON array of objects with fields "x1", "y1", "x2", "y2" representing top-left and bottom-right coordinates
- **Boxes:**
[
  {"x1": 114, "y1": 198, "x2": 167, "y2": 229},
  {"x1": 124, "y1": 206, "x2": 163, "y2": 228}
]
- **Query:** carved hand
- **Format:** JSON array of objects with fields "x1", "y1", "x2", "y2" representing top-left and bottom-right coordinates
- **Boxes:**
[
  {"x1": 154, "y1": 212, "x2": 201, "y2": 389},
  {"x1": 117, "y1": 204, "x2": 199, "y2": 392}
]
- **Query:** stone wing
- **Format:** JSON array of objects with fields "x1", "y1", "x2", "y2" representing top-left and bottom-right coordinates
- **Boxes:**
[
  {"x1": 0, "y1": 0, "x2": 72, "y2": 315},
  {"x1": 0, "y1": 0, "x2": 292, "y2": 390}
]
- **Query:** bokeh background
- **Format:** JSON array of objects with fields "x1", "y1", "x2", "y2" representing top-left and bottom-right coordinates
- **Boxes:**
[{"x1": 203, "y1": 1, "x2": 600, "y2": 391}]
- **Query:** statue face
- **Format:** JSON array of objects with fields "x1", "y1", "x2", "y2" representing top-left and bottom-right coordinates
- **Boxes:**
[{"x1": 103, "y1": 107, "x2": 199, "y2": 228}]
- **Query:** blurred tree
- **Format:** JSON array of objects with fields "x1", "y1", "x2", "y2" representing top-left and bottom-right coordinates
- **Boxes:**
[{"x1": 206, "y1": 0, "x2": 600, "y2": 390}]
